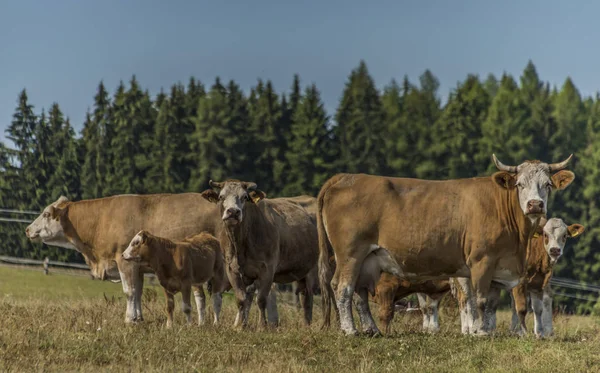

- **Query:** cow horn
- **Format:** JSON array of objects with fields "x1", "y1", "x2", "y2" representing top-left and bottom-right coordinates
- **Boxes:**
[
  {"x1": 243, "y1": 182, "x2": 258, "y2": 191},
  {"x1": 492, "y1": 154, "x2": 517, "y2": 173},
  {"x1": 209, "y1": 180, "x2": 224, "y2": 189},
  {"x1": 548, "y1": 154, "x2": 573, "y2": 172}
]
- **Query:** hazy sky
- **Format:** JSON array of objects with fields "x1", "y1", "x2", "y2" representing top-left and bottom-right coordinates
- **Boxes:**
[{"x1": 1, "y1": 0, "x2": 599, "y2": 143}]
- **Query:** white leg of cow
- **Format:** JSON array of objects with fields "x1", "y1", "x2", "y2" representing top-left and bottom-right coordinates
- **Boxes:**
[
  {"x1": 193, "y1": 286, "x2": 207, "y2": 325},
  {"x1": 118, "y1": 266, "x2": 136, "y2": 323},
  {"x1": 530, "y1": 291, "x2": 544, "y2": 338},
  {"x1": 212, "y1": 292, "x2": 223, "y2": 325},
  {"x1": 456, "y1": 277, "x2": 478, "y2": 334},
  {"x1": 417, "y1": 293, "x2": 440, "y2": 333},
  {"x1": 542, "y1": 287, "x2": 554, "y2": 337},
  {"x1": 355, "y1": 288, "x2": 381, "y2": 336},
  {"x1": 266, "y1": 285, "x2": 279, "y2": 327},
  {"x1": 234, "y1": 288, "x2": 254, "y2": 328}
]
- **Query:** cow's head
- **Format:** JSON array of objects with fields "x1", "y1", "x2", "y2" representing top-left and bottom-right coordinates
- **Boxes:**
[
  {"x1": 25, "y1": 196, "x2": 75, "y2": 249},
  {"x1": 492, "y1": 154, "x2": 575, "y2": 220},
  {"x1": 122, "y1": 230, "x2": 151, "y2": 264},
  {"x1": 536, "y1": 217, "x2": 584, "y2": 264},
  {"x1": 200, "y1": 179, "x2": 266, "y2": 226}
]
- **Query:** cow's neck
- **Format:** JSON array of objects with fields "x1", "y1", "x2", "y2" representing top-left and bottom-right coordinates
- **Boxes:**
[
  {"x1": 61, "y1": 202, "x2": 98, "y2": 265},
  {"x1": 506, "y1": 188, "x2": 539, "y2": 274},
  {"x1": 149, "y1": 241, "x2": 180, "y2": 288},
  {"x1": 220, "y1": 202, "x2": 267, "y2": 277}
]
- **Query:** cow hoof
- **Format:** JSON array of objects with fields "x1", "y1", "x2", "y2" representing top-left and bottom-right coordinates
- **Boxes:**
[
  {"x1": 363, "y1": 329, "x2": 382, "y2": 338},
  {"x1": 342, "y1": 329, "x2": 359, "y2": 337}
]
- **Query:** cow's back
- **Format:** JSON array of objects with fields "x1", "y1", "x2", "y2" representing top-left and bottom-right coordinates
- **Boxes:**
[{"x1": 73, "y1": 193, "x2": 220, "y2": 261}]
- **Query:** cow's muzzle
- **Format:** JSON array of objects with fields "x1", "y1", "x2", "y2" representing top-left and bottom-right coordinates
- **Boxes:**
[
  {"x1": 223, "y1": 208, "x2": 242, "y2": 224},
  {"x1": 526, "y1": 200, "x2": 545, "y2": 215},
  {"x1": 25, "y1": 228, "x2": 41, "y2": 241},
  {"x1": 549, "y1": 247, "x2": 561, "y2": 259}
]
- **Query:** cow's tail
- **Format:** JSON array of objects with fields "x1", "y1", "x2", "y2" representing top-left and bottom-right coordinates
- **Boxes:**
[{"x1": 317, "y1": 174, "x2": 343, "y2": 329}]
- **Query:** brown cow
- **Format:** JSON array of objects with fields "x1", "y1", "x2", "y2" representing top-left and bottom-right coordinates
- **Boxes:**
[
  {"x1": 25, "y1": 194, "x2": 220, "y2": 323},
  {"x1": 122, "y1": 230, "x2": 229, "y2": 327},
  {"x1": 511, "y1": 217, "x2": 584, "y2": 338},
  {"x1": 200, "y1": 180, "x2": 318, "y2": 328},
  {"x1": 318, "y1": 155, "x2": 575, "y2": 336},
  {"x1": 374, "y1": 275, "x2": 450, "y2": 334}
]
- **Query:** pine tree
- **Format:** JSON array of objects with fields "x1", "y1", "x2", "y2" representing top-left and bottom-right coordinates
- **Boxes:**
[
  {"x1": 49, "y1": 117, "x2": 81, "y2": 200},
  {"x1": 334, "y1": 61, "x2": 385, "y2": 175},
  {"x1": 283, "y1": 84, "x2": 332, "y2": 196}
]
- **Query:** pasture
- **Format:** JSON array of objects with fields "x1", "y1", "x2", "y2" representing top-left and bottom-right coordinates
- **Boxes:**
[{"x1": 1, "y1": 266, "x2": 599, "y2": 372}]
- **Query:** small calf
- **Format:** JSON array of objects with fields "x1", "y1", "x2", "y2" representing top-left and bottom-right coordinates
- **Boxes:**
[
  {"x1": 511, "y1": 217, "x2": 584, "y2": 338},
  {"x1": 122, "y1": 230, "x2": 230, "y2": 328}
]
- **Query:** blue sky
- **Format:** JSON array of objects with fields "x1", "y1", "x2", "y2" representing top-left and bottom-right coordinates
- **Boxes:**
[{"x1": 1, "y1": 0, "x2": 599, "y2": 143}]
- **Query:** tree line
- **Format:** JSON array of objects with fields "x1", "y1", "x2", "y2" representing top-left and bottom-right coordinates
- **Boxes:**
[{"x1": 1, "y1": 61, "x2": 598, "y2": 312}]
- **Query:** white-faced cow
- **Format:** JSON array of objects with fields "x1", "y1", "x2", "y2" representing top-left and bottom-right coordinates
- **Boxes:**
[
  {"x1": 201, "y1": 180, "x2": 319, "y2": 328},
  {"x1": 317, "y1": 155, "x2": 575, "y2": 336},
  {"x1": 25, "y1": 194, "x2": 220, "y2": 323},
  {"x1": 510, "y1": 217, "x2": 584, "y2": 338}
]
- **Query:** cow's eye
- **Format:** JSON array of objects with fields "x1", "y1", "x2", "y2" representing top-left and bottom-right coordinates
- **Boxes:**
[
  {"x1": 43, "y1": 212, "x2": 49, "y2": 218},
  {"x1": 242, "y1": 194, "x2": 249, "y2": 201},
  {"x1": 516, "y1": 182, "x2": 523, "y2": 189},
  {"x1": 218, "y1": 195, "x2": 224, "y2": 201}
]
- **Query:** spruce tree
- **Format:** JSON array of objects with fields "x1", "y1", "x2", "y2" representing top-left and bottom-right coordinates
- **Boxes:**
[
  {"x1": 283, "y1": 84, "x2": 332, "y2": 196},
  {"x1": 432, "y1": 75, "x2": 490, "y2": 178},
  {"x1": 334, "y1": 61, "x2": 385, "y2": 175}
]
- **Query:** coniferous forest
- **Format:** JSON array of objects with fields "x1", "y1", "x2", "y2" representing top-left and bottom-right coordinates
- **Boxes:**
[{"x1": 2, "y1": 61, "x2": 599, "y2": 312}]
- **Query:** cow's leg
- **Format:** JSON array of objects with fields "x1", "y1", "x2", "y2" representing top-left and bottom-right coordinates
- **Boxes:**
[
  {"x1": 256, "y1": 271, "x2": 275, "y2": 329},
  {"x1": 331, "y1": 248, "x2": 372, "y2": 336},
  {"x1": 455, "y1": 277, "x2": 478, "y2": 334},
  {"x1": 165, "y1": 290, "x2": 175, "y2": 328},
  {"x1": 354, "y1": 287, "x2": 381, "y2": 336},
  {"x1": 469, "y1": 258, "x2": 495, "y2": 336},
  {"x1": 234, "y1": 287, "x2": 255, "y2": 328},
  {"x1": 511, "y1": 284, "x2": 528, "y2": 336},
  {"x1": 541, "y1": 286, "x2": 553, "y2": 337},
  {"x1": 531, "y1": 290, "x2": 544, "y2": 338},
  {"x1": 117, "y1": 259, "x2": 137, "y2": 323},
  {"x1": 212, "y1": 292, "x2": 223, "y2": 325},
  {"x1": 193, "y1": 285, "x2": 206, "y2": 325},
  {"x1": 484, "y1": 287, "x2": 501, "y2": 333},
  {"x1": 133, "y1": 270, "x2": 145, "y2": 322},
  {"x1": 266, "y1": 284, "x2": 280, "y2": 327},
  {"x1": 297, "y1": 278, "x2": 314, "y2": 326},
  {"x1": 293, "y1": 281, "x2": 302, "y2": 309},
  {"x1": 376, "y1": 277, "x2": 399, "y2": 335},
  {"x1": 181, "y1": 284, "x2": 193, "y2": 325},
  {"x1": 417, "y1": 293, "x2": 441, "y2": 333}
]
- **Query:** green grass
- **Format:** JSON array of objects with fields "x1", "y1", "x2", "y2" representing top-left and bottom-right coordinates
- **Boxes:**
[{"x1": 1, "y1": 266, "x2": 600, "y2": 372}]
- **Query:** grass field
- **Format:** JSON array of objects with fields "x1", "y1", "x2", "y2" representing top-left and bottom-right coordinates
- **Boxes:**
[{"x1": 1, "y1": 266, "x2": 600, "y2": 372}]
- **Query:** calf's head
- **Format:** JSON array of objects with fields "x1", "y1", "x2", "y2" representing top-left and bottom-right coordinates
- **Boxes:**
[
  {"x1": 201, "y1": 179, "x2": 266, "y2": 226},
  {"x1": 492, "y1": 154, "x2": 575, "y2": 220},
  {"x1": 536, "y1": 217, "x2": 584, "y2": 264},
  {"x1": 25, "y1": 196, "x2": 74, "y2": 249},
  {"x1": 122, "y1": 230, "x2": 152, "y2": 264}
]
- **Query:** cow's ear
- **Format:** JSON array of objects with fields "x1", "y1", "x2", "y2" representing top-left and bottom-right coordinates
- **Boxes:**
[
  {"x1": 567, "y1": 224, "x2": 585, "y2": 238},
  {"x1": 552, "y1": 170, "x2": 575, "y2": 190},
  {"x1": 201, "y1": 189, "x2": 219, "y2": 203},
  {"x1": 50, "y1": 206, "x2": 67, "y2": 221},
  {"x1": 249, "y1": 190, "x2": 266, "y2": 204},
  {"x1": 492, "y1": 171, "x2": 516, "y2": 189}
]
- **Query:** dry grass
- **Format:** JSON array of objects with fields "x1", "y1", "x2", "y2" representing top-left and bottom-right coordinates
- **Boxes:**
[{"x1": 1, "y1": 266, "x2": 600, "y2": 372}]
